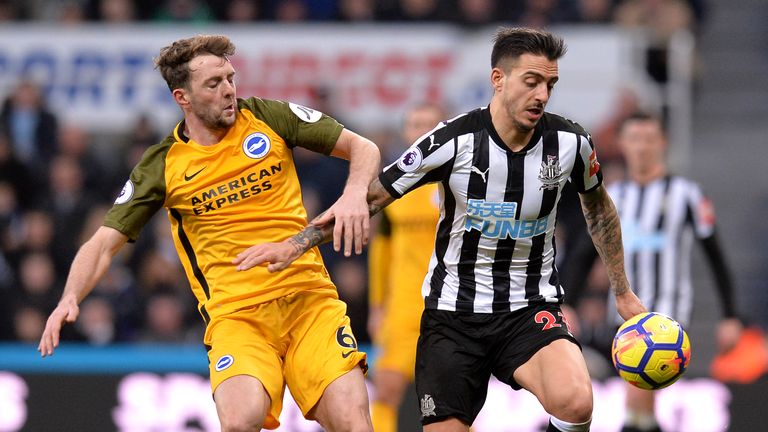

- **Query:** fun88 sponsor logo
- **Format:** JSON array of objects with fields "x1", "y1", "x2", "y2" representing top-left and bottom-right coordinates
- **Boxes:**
[{"x1": 464, "y1": 199, "x2": 548, "y2": 239}]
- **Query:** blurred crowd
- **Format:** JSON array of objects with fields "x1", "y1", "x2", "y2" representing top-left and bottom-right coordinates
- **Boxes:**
[{"x1": 0, "y1": 0, "x2": 709, "y2": 349}]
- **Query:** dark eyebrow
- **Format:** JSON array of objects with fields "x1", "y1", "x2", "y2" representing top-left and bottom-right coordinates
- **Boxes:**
[{"x1": 523, "y1": 71, "x2": 559, "y2": 83}]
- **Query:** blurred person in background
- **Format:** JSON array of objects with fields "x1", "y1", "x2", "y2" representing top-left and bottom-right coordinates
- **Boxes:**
[
  {"x1": 367, "y1": 102, "x2": 444, "y2": 432},
  {"x1": 38, "y1": 34, "x2": 380, "y2": 431},
  {"x1": 569, "y1": 112, "x2": 742, "y2": 432},
  {"x1": 0, "y1": 79, "x2": 59, "y2": 180}
]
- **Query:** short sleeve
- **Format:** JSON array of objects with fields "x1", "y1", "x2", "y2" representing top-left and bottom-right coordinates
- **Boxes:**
[
  {"x1": 687, "y1": 181, "x2": 716, "y2": 238},
  {"x1": 103, "y1": 141, "x2": 170, "y2": 241},
  {"x1": 240, "y1": 97, "x2": 343, "y2": 155},
  {"x1": 570, "y1": 133, "x2": 603, "y2": 193}
]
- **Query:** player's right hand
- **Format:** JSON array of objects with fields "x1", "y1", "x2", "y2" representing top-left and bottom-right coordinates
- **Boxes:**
[{"x1": 38, "y1": 295, "x2": 79, "y2": 357}]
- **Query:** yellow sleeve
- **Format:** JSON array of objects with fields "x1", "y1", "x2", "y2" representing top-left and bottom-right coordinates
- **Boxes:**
[{"x1": 368, "y1": 210, "x2": 392, "y2": 308}]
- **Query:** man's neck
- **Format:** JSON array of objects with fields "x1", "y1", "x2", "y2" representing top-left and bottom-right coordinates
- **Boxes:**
[
  {"x1": 629, "y1": 164, "x2": 667, "y2": 185},
  {"x1": 183, "y1": 116, "x2": 228, "y2": 146},
  {"x1": 489, "y1": 98, "x2": 534, "y2": 152}
]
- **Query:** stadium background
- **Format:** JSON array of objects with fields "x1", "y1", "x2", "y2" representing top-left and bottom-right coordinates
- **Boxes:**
[{"x1": 0, "y1": 0, "x2": 766, "y2": 431}]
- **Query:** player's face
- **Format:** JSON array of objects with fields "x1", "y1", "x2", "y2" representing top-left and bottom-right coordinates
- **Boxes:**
[
  {"x1": 184, "y1": 54, "x2": 237, "y2": 130},
  {"x1": 402, "y1": 106, "x2": 444, "y2": 145},
  {"x1": 619, "y1": 119, "x2": 667, "y2": 171},
  {"x1": 493, "y1": 53, "x2": 558, "y2": 132}
]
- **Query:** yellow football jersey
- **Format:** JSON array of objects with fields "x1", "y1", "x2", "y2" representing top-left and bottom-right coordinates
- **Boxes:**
[
  {"x1": 370, "y1": 183, "x2": 440, "y2": 320},
  {"x1": 104, "y1": 97, "x2": 343, "y2": 325}
]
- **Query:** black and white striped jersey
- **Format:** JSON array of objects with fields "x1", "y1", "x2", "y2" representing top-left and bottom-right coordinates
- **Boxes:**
[
  {"x1": 607, "y1": 175, "x2": 719, "y2": 326},
  {"x1": 379, "y1": 106, "x2": 602, "y2": 313}
]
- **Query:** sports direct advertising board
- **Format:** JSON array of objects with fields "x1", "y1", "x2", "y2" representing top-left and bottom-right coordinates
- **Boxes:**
[{"x1": 0, "y1": 25, "x2": 640, "y2": 133}]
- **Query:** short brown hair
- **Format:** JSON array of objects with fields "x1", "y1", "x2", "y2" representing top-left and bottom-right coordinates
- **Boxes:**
[
  {"x1": 154, "y1": 35, "x2": 236, "y2": 91},
  {"x1": 491, "y1": 27, "x2": 566, "y2": 69}
]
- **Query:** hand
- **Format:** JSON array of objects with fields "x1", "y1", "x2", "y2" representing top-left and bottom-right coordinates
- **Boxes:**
[
  {"x1": 38, "y1": 296, "x2": 79, "y2": 357},
  {"x1": 716, "y1": 318, "x2": 743, "y2": 353},
  {"x1": 614, "y1": 290, "x2": 647, "y2": 321},
  {"x1": 311, "y1": 185, "x2": 369, "y2": 257},
  {"x1": 233, "y1": 240, "x2": 301, "y2": 273}
]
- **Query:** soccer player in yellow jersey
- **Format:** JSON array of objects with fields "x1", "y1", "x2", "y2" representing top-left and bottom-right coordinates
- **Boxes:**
[
  {"x1": 37, "y1": 35, "x2": 380, "y2": 431},
  {"x1": 368, "y1": 103, "x2": 445, "y2": 432}
]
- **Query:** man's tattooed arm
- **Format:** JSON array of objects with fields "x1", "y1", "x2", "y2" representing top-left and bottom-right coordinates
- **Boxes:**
[
  {"x1": 579, "y1": 184, "x2": 631, "y2": 296},
  {"x1": 287, "y1": 177, "x2": 396, "y2": 256}
]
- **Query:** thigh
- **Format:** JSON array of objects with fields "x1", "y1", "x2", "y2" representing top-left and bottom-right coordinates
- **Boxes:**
[
  {"x1": 207, "y1": 311, "x2": 285, "y2": 429},
  {"x1": 311, "y1": 366, "x2": 372, "y2": 431},
  {"x1": 415, "y1": 309, "x2": 491, "y2": 427},
  {"x1": 214, "y1": 375, "x2": 271, "y2": 430},
  {"x1": 284, "y1": 288, "x2": 368, "y2": 417},
  {"x1": 512, "y1": 339, "x2": 592, "y2": 414}
]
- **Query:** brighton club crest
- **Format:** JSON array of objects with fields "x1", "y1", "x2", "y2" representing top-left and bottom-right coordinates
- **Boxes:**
[
  {"x1": 420, "y1": 394, "x2": 436, "y2": 418},
  {"x1": 538, "y1": 155, "x2": 563, "y2": 190}
]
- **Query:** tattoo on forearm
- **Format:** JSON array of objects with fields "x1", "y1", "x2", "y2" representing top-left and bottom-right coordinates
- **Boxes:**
[
  {"x1": 289, "y1": 225, "x2": 328, "y2": 253},
  {"x1": 581, "y1": 187, "x2": 630, "y2": 296},
  {"x1": 367, "y1": 178, "x2": 394, "y2": 217}
]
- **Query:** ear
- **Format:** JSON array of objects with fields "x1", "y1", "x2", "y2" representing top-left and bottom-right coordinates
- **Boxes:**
[
  {"x1": 490, "y1": 67, "x2": 505, "y2": 93},
  {"x1": 172, "y1": 88, "x2": 189, "y2": 107}
]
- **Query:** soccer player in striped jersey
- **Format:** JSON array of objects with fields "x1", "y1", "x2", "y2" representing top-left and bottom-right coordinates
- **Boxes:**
[
  {"x1": 243, "y1": 27, "x2": 647, "y2": 432},
  {"x1": 368, "y1": 103, "x2": 445, "y2": 432},
  {"x1": 607, "y1": 113, "x2": 742, "y2": 432},
  {"x1": 37, "y1": 35, "x2": 380, "y2": 431}
]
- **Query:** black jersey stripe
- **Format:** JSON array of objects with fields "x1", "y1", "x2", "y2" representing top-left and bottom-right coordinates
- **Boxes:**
[
  {"x1": 426, "y1": 138, "x2": 459, "y2": 309},
  {"x1": 456, "y1": 130, "x2": 490, "y2": 311},
  {"x1": 524, "y1": 131, "x2": 560, "y2": 301},
  {"x1": 630, "y1": 184, "x2": 645, "y2": 304},
  {"x1": 170, "y1": 209, "x2": 211, "y2": 300}
]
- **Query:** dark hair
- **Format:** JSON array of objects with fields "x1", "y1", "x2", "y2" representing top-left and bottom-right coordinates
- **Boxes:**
[
  {"x1": 619, "y1": 111, "x2": 666, "y2": 133},
  {"x1": 491, "y1": 27, "x2": 567, "y2": 69},
  {"x1": 154, "y1": 35, "x2": 236, "y2": 91}
]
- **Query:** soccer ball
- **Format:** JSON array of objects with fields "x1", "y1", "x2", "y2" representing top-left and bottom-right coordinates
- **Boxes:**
[{"x1": 611, "y1": 312, "x2": 691, "y2": 390}]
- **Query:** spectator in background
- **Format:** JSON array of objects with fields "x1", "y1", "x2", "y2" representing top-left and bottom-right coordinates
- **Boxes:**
[
  {"x1": 272, "y1": 0, "x2": 309, "y2": 22},
  {"x1": 0, "y1": 0, "x2": 20, "y2": 21},
  {"x1": 223, "y1": 0, "x2": 261, "y2": 22},
  {"x1": 45, "y1": 155, "x2": 95, "y2": 274},
  {"x1": 0, "y1": 132, "x2": 39, "y2": 209},
  {"x1": 76, "y1": 296, "x2": 116, "y2": 345},
  {"x1": 336, "y1": 0, "x2": 375, "y2": 22},
  {"x1": 153, "y1": 0, "x2": 213, "y2": 22},
  {"x1": 92, "y1": 0, "x2": 136, "y2": 22},
  {"x1": 378, "y1": 0, "x2": 446, "y2": 22},
  {"x1": 574, "y1": 0, "x2": 614, "y2": 23},
  {"x1": 138, "y1": 289, "x2": 200, "y2": 343},
  {"x1": 0, "y1": 79, "x2": 59, "y2": 179},
  {"x1": 448, "y1": 0, "x2": 499, "y2": 27},
  {"x1": 57, "y1": 124, "x2": 112, "y2": 201}
]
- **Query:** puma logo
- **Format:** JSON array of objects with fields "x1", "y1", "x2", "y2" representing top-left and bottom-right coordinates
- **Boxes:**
[
  {"x1": 428, "y1": 135, "x2": 440, "y2": 151},
  {"x1": 471, "y1": 166, "x2": 489, "y2": 183}
]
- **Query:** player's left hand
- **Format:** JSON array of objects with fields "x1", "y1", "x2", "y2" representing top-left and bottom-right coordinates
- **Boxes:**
[
  {"x1": 716, "y1": 317, "x2": 743, "y2": 353},
  {"x1": 311, "y1": 185, "x2": 369, "y2": 257},
  {"x1": 233, "y1": 241, "x2": 301, "y2": 273},
  {"x1": 615, "y1": 290, "x2": 647, "y2": 321}
]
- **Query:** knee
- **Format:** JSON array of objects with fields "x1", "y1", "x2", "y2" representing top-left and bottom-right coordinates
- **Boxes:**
[
  {"x1": 318, "y1": 406, "x2": 372, "y2": 432},
  {"x1": 219, "y1": 412, "x2": 263, "y2": 432},
  {"x1": 545, "y1": 384, "x2": 593, "y2": 423}
]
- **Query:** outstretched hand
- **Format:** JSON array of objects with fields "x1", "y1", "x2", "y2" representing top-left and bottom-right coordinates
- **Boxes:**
[
  {"x1": 233, "y1": 240, "x2": 302, "y2": 273},
  {"x1": 38, "y1": 296, "x2": 79, "y2": 357},
  {"x1": 311, "y1": 185, "x2": 369, "y2": 257}
]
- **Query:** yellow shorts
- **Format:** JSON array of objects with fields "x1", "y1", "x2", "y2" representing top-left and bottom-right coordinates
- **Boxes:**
[
  {"x1": 374, "y1": 295, "x2": 422, "y2": 379},
  {"x1": 206, "y1": 287, "x2": 367, "y2": 429}
]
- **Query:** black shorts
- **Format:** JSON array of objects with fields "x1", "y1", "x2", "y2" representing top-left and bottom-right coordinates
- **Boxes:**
[{"x1": 414, "y1": 303, "x2": 580, "y2": 426}]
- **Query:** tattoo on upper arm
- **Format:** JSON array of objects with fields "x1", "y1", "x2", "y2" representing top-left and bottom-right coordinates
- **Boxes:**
[{"x1": 581, "y1": 186, "x2": 629, "y2": 296}]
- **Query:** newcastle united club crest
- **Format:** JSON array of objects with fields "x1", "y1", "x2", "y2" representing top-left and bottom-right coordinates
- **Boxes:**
[{"x1": 538, "y1": 155, "x2": 563, "y2": 190}]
